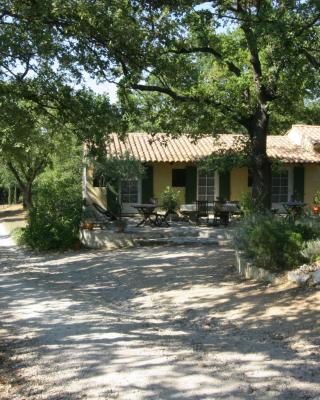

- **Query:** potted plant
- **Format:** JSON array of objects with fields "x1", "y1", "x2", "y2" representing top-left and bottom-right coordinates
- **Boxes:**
[
  {"x1": 80, "y1": 206, "x2": 96, "y2": 230},
  {"x1": 159, "y1": 187, "x2": 180, "y2": 213},
  {"x1": 312, "y1": 191, "x2": 320, "y2": 215}
]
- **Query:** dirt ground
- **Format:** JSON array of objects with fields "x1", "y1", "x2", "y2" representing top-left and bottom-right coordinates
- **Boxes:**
[{"x1": 0, "y1": 206, "x2": 319, "y2": 399}]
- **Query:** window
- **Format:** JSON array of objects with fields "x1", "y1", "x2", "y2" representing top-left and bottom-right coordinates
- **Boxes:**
[
  {"x1": 272, "y1": 171, "x2": 289, "y2": 203},
  {"x1": 172, "y1": 169, "x2": 186, "y2": 187},
  {"x1": 120, "y1": 179, "x2": 138, "y2": 203},
  {"x1": 197, "y1": 170, "x2": 215, "y2": 202}
]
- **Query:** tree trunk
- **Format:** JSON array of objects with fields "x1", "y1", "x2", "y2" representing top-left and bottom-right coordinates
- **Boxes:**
[
  {"x1": 248, "y1": 107, "x2": 272, "y2": 210},
  {"x1": 22, "y1": 186, "x2": 33, "y2": 209},
  {"x1": 8, "y1": 186, "x2": 11, "y2": 204}
]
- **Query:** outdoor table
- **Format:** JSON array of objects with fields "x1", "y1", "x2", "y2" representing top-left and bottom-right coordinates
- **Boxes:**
[
  {"x1": 132, "y1": 203, "x2": 158, "y2": 227},
  {"x1": 213, "y1": 201, "x2": 240, "y2": 226},
  {"x1": 283, "y1": 201, "x2": 306, "y2": 220},
  {"x1": 180, "y1": 202, "x2": 239, "y2": 225}
]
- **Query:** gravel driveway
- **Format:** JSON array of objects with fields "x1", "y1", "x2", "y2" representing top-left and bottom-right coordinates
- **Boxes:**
[{"x1": 0, "y1": 225, "x2": 319, "y2": 399}]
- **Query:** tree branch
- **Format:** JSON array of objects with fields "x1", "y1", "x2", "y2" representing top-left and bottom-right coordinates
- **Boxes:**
[
  {"x1": 301, "y1": 48, "x2": 320, "y2": 69},
  {"x1": 168, "y1": 47, "x2": 242, "y2": 77},
  {"x1": 6, "y1": 160, "x2": 25, "y2": 191},
  {"x1": 132, "y1": 83, "x2": 218, "y2": 106}
]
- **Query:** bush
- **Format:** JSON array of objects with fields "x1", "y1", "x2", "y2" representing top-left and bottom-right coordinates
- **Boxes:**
[
  {"x1": 20, "y1": 150, "x2": 83, "y2": 251},
  {"x1": 239, "y1": 190, "x2": 255, "y2": 217},
  {"x1": 22, "y1": 180, "x2": 82, "y2": 250},
  {"x1": 301, "y1": 239, "x2": 320, "y2": 263},
  {"x1": 12, "y1": 227, "x2": 27, "y2": 246},
  {"x1": 233, "y1": 213, "x2": 313, "y2": 272}
]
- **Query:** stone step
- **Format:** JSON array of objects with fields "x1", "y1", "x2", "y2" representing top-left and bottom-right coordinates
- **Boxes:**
[{"x1": 136, "y1": 237, "x2": 231, "y2": 247}]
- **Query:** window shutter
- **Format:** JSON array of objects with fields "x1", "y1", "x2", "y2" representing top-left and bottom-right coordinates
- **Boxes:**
[
  {"x1": 219, "y1": 171, "x2": 231, "y2": 201},
  {"x1": 185, "y1": 166, "x2": 197, "y2": 203},
  {"x1": 142, "y1": 165, "x2": 154, "y2": 203},
  {"x1": 107, "y1": 179, "x2": 120, "y2": 215},
  {"x1": 293, "y1": 166, "x2": 305, "y2": 202}
]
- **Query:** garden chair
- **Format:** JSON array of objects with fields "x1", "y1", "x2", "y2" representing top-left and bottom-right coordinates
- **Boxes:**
[
  {"x1": 154, "y1": 208, "x2": 172, "y2": 227},
  {"x1": 92, "y1": 202, "x2": 118, "y2": 221},
  {"x1": 196, "y1": 200, "x2": 209, "y2": 224}
]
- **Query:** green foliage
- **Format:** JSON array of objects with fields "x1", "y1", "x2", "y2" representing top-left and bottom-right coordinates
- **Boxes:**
[
  {"x1": 21, "y1": 146, "x2": 83, "y2": 250},
  {"x1": 198, "y1": 136, "x2": 251, "y2": 172},
  {"x1": 301, "y1": 240, "x2": 320, "y2": 263},
  {"x1": 1, "y1": 1, "x2": 319, "y2": 210},
  {"x1": 239, "y1": 190, "x2": 267, "y2": 216},
  {"x1": 0, "y1": 165, "x2": 16, "y2": 189},
  {"x1": 313, "y1": 190, "x2": 320, "y2": 205},
  {"x1": 159, "y1": 187, "x2": 180, "y2": 211},
  {"x1": 93, "y1": 151, "x2": 145, "y2": 185},
  {"x1": 239, "y1": 190, "x2": 255, "y2": 217},
  {"x1": 11, "y1": 227, "x2": 26, "y2": 246},
  {"x1": 234, "y1": 213, "x2": 320, "y2": 272}
]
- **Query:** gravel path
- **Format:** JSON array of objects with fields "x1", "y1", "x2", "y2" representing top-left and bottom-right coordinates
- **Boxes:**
[{"x1": 0, "y1": 220, "x2": 319, "y2": 399}]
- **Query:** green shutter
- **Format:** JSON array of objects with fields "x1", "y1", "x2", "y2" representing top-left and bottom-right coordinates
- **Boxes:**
[
  {"x1": 293, "y1": 166, "x2": 305, "y2": 202},
  {"x1": 219, "y1": 171, "x2": 231, "y2": 201},
  {"x1": 185, "y1": 166, "x2": 197, "y2": 203},
  {"x1": 107, "y1": 179, "x2": 120, "y2": 215},
  {"x1": 142, "y1": 165, "x2": 154, "y2": 203}
]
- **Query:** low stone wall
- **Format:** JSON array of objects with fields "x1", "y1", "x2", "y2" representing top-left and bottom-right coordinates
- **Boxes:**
[
  {"x1": 80, "y1": 229, "x2": 144, "y2": 250},
  {"x1": 80, "y1": 228, "x2": 224, "y2": 250},
  {"x1": 235, "y1": 251, "x2": 279, "y2": 283}
]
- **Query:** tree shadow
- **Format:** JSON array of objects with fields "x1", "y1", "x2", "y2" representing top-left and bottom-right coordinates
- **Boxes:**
[{"x1": 0, "y1": 243, "x2": 319, "y2": 399}]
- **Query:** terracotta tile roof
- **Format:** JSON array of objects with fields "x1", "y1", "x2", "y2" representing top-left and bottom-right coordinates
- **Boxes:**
[{"x1": 106, "y1": 125, "x2": 320, "y2": 164}]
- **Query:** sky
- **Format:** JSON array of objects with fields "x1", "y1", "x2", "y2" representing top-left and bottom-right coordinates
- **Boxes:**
[{"x1": 83, "y1": 74, "x2": 118, "y2": 104}]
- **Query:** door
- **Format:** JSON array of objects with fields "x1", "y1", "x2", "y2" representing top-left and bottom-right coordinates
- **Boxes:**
[{"x1": 120, "y1": 178, "x2": 141, "y2": 214}]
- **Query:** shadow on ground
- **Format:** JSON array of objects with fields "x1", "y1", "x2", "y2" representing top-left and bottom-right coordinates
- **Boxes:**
[{"x1": 0, "y1": 240, "x2": 319, "y2": 399}]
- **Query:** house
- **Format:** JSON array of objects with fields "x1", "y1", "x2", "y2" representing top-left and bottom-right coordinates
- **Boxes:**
[{"x1": 84, "y1": 124, "x2": 320, "y2": 214}]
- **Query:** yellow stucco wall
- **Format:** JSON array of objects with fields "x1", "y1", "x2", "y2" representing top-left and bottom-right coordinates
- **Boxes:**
[
  {"x1": 304, "y1": 164, "x2": 320, "y2": 205},
  {"x1": 85, "y1": 166, "x2": 108, "y2": 208},
  {"x1": 86, "y1": 162, "x2": 320, "y2": 209},
  {"x1": 153, "y1": 162, "x2": 187, "y2": 205},
  {"x1": 230, "y1": 167, "x2": 248, "y2": 201}
]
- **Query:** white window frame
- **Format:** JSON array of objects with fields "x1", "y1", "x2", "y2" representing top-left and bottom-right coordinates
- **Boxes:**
[
  {"x1": 197, "y1": 169, "x2": 219, "y2": 202},
  {"x1": 119, "y1": 178, "x2": 141, "y2": 213},
  {"x1": 271, "y1": 167, "x2": 293, "y2": 208}
]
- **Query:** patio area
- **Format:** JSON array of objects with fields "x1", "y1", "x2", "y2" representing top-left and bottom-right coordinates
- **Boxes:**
[{"x1": 80, "y1": 217, "x2": 236, "y2": 250}]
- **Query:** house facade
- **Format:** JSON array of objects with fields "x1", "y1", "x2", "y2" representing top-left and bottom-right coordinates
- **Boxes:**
[{"x1": 85, "y1": 125, "x2": 320, "y2": 214}]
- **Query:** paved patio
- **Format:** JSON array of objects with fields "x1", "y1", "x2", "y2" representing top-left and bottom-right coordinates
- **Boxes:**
[{"x1": 80, "y1": 218, "x2": 236, "y2": 250}]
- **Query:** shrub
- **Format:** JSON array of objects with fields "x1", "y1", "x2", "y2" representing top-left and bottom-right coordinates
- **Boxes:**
[
  {"x1": 23, "y1": 181, "x2": 82, "y2": 250},
  {"x1": 314, "y1": 190, "x2": 320, "y2": 205},
  {"x1": 234, "y1": 213, "x2": 308, "y2": 272},
  {"x1": 239, "y1": 190, "x2": 265, "y2": 216},
  {"x1": 239, "y1": 190, "x2": 255, "y2": 217},
  {"x1": 12, "y1": 227, "x2": 27, "y2": 246},
  {"x1": 21, "y1": 151, "x2": 83, "y2": 251},
  {"x1": 301, "y1": 239, "x2": 320, "y2": 263}
]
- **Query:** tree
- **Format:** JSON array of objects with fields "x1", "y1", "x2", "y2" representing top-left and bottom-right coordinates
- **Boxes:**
[
  {"x1": 0, "y1": 165, "x2": 18, "y2": 204},
  {"x1": 1, "y1": 1, "x2": 319, "y2": 207},
  {"x1": 0, "y1": 95, "x2": 63, "y2": 208},
  {"x1": 0, "y1": 3, "x2": 127, "y2": 196},
  {"x1": 0, "y1": 82, "x2": 124, "y2": 208}
]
